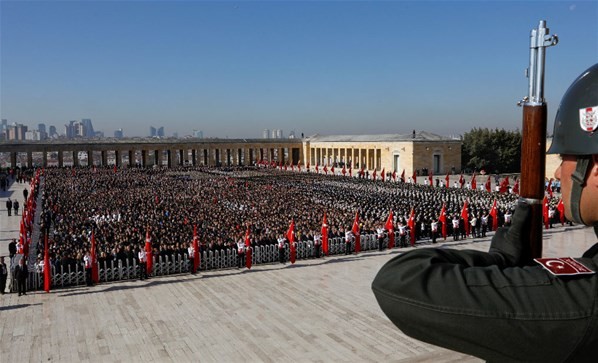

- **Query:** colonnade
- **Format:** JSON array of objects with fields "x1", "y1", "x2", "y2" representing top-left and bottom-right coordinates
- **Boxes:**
[
  {"x1": 308, "y1": 147, "x2": 382, "y2": 170},
  {"x1": 0, "y1": 141, "x2": 304, "y2": 169}
]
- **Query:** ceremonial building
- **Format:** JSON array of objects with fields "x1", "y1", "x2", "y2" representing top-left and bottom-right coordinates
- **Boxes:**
[{"x1": 0, "y1": 131, "x2": 462, "y2": 177}]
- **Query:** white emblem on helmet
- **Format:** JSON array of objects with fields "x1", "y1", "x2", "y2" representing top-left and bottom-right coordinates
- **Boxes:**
[{"x1": 579, "y1": 106, "x2": 598, "y2": 132}]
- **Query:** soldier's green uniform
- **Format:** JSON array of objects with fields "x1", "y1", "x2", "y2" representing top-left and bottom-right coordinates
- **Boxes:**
[{"x1": 373, "y1": 63, "x2": 598, "y2": 363}]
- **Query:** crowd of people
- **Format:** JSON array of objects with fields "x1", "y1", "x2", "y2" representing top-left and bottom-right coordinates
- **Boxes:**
[{"x1": 28, "y1": 165, "x2": 567, "y2": 278}]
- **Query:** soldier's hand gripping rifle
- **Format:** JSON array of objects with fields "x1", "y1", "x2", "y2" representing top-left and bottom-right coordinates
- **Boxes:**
[{"x1": 517, "y1": 20, "x2": 558, "y2": 263}]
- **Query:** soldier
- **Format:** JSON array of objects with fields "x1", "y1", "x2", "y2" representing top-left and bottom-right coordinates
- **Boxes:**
[
  {"x1": 6, "y1": 198, "x2": 12, "y2": 216},
  {"x1": 83, "y1": 251, "x2": 92, "y2": 286},
  {"x1": 0, "y1": 257, "x2": 7, "y2": 294},
  {"x1": 187, "y1": 242, "x2": 196, "y2": 273},
  {"x1": 372, "y1": 63, "x2": 598, "y2": 361},
  {"x1": 344, "y1": 228, "x2": 354, "y2": 255},
  {"x1": 430, "y1": 219, "x2": 438, "y2": 244},
  {"x1": 398, "y1": 222, "x2": 407, "y2": 247},
  {"x1": 13, "y1": 200, "x2": 19, "y2": 216},
  {"x1": 277, "y1": 234, "x2": 286, "y2": 264},
  {"x1": 451, "y1": 215, "x2": 460, "y2": 241},
  {"x1": 138, "y1": 247, "x2": 147, "y2": 280},
  {"x1": 470, "y1": 214, "x2": 478, "y2": 238},
  {"x1": 236, "y1": 237, "x2": 245, "y2": 268},
  {"x1": 376, "y1": 224, "x2": 386, "y2": 251},
  {"x1": 481, "y1": 212, "x2": 489, "y2": 237},
  {"x1": 313, "y1": 232, "x2": 322, "y2": 258},
  {"x1": 14, "y1": 257, "x2": 28, "y2": 296}
]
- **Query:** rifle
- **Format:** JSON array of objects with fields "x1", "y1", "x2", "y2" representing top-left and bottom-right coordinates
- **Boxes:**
[{"x1": 518, "y1": 20, "x2": 558, "y2": 263}]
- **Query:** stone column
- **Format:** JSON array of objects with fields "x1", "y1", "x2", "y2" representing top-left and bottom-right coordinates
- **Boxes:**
[
  {"x1": 42, "y1": 151, "x2": 48, "y2": 168},
  {"x1": 87, "y1": 150, "x2": 94, "y2": 166},
  {"x1": 141, "y1": 150, "x2": 148, "y2": 167},
  {"x1": 72, "y1": 150, "x2": 78, "y2": 167},
  {"x1": 101, "y1": 151, "x2": 108, "y2": 166},
  {"x1": 129, "y1": 150, "x2": 135, "y2": 167},
  {"x1": 115, "y1": 150, "x2": 121, "y2": 167},
  {"x1": 27, "y1": 151, "x2": 33, "y2": 168},
  {"x1": 57, "y1": 151, "x2": 64, "y2": 168}
]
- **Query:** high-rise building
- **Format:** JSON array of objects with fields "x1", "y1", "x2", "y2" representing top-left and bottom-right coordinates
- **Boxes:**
[
  {"x1": 7, "y1": 123, "x2": 28, "y2": 140},
  {"x1": 1, "y1": 119, "x2": 7, "y2": 140},
  {"x1": 271, "y1": 129, "x2": 283, "y2": 139},
  {"x1": 157, "y1": 127, "x2": 164, "y2": 137},
  {"x1": 74, "y1": 121, "x2": 86, "y2": 137},
  {"x1": 25, "y1": 130, "x2": 41, "y2": 141},
  {"x1": 114, "y1": 129, "x2": 124, "y2": 139},
  {"x1": 193, "y1": 130, "x2": 204, "y2": 138},
  {"x1": 38, "y1": 123, "x2": 46, "y2": 134},
  {"x1": 49, "y1": 125, "x2": 57, "y2": 138},
  {"x1": 262, "y1": 129, "x2": 270, "y2": 139},
  {"x1": 149, "y1": 126, "x2": 157, "y2": 137},
  {"x1": 81, "y1": 119, "x2": 94, "y2": 137},
  {"x1": 65, "y1": 120, "x2": 78, "y2": 138}
]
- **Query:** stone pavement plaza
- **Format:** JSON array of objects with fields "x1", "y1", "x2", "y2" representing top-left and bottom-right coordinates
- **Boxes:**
[{"x1": 1, "y1": 180, "x2": 597, "y2": 362}]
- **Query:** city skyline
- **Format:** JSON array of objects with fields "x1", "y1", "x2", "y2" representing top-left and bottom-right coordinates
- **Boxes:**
[{"x1": 1, "y1": 1, "x2": 597, "y2": 138}]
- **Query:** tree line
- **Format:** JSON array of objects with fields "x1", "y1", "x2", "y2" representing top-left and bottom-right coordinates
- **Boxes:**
[{"x1": 461, "y1": 128, "x2": 521, "y2": 174}]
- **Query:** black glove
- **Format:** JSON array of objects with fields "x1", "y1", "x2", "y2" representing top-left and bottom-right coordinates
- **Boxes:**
[{"x1": 489, "y1": 200, "x2": 531, "y2": 266}]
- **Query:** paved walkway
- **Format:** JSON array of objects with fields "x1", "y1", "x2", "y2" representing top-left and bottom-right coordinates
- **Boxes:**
[{"x1": 0, "y1": 179, "x2": 596, "y2": 362}]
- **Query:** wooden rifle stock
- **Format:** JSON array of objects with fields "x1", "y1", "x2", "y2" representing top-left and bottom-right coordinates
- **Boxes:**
[
  {"x1": 519, "y1": 20, "x2": 557, "y2": 264},
  {"x1": 520, "y1": 105, "x2": 547, "y2": 263}
]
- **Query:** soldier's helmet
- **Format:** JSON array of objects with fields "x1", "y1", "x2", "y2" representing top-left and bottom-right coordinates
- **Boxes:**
[{"x1": 547, "y1": 63, "x2": 598, "y2": 155}]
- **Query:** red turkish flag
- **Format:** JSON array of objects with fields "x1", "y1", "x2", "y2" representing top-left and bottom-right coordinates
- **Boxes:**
[
  {"x1": 512, "y1": 178, "x2": 520, "y2": 195},
  {"x1": 408, "y1": 209, "x2": 416, "y2": 246},
  {"x1": 145, "y1": 229, "x2": 153, "y2": 275},
  {"x1": 286, "y1": 220, "x2": 296, "y2": 264},
  {"x1": 193, "y1": 225, "x2": 200, "y2": 273},
  {"x1": 459, "y1": 174, "x2": 464, "y2": 188},
  {"x1": 321, "y1": 213, "x2": 329, "y2": 256},
  {"x1": 485, "y1": 176, "x2": 492, "y2": 193},
  {"x1": 392, "y1": 170, "x2": 397, "y2": 181},
  {"x1": 245, "y1": 228, "x2": 252, "y2": 269},
  {"x1": 543, "y1": 196, "x2": 549, "y2": 229},
  {"x1": 401, "y1": 169, "x2": 405, "y2": 183},
  {"x1": 445, "y1": 173, "x2": 450, "y2": 187},
  {"x1": 381, "y1": 168, "x2": 385, "y2": 182},
  {"x1": 372, "y1": 169, "x2": 377, "y2": 181},
  {"x1": 489, "y1": 199, "x2": 498, "y2": 231},
  {"x1": 461, "y1": 200, "x2": 470, "y2": 236},
  {"x1": 471, "y1": 173, "x2": 477, "y2": 190},
  {"x1": 547, "y1": 178, "x2": 554, "y2": 198},
  {"x1": 352, "y1": 212, "x2": 361, "y2": 253},
  {"x1": 557, "y1": 199, "x2": 565, "y2": 225},
  {"x1": 44, "y1": 233, "x2": 51, "y2": 292},
  {"x1": 411, "y1": 171, "x2": 416, "y2": 184},
  {"x1": 91, "y1": 231, "x2": 99, "y2": 283},
  {"x1": 499, "y1": 176, "x2": 510, "y2": 193},
  {"x1": 385, "y1": 210, "x2": 394, "y2": 249},
  {"x1": 439, "y1": 203, "x2": 447, "y2": 240},
  {"x1": 428, "y1": 170, "x2": 433, "y2": 186}
]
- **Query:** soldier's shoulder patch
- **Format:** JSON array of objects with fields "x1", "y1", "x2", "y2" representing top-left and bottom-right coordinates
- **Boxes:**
[{"x1": 534, "y1": 257, "x2": 595, "y2": 276}]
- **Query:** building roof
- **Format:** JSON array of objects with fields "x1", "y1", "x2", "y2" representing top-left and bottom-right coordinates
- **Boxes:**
[{"x1": 306, "y1": 131, "x2": 458, "y2": 142}]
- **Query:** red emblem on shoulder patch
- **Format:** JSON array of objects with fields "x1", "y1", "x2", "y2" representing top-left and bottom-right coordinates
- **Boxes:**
[{"x1": 535, "y1": 257, "x2": 595, "y2": 276}]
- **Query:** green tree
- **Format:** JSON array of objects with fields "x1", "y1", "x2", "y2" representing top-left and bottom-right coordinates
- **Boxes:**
[{"x1": 462, "y1": 128, "x2": 521, "y2": 173}]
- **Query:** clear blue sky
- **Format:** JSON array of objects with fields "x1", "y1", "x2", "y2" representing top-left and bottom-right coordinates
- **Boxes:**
[{"x1": 1, "y1": 1, "x2": 597, "y2": 138}]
